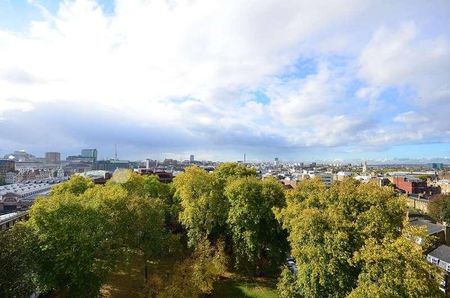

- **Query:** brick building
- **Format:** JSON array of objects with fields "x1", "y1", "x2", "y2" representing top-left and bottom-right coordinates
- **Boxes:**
[{"x1": 393, "y1": 176, "x2": 427, "y2": 194}]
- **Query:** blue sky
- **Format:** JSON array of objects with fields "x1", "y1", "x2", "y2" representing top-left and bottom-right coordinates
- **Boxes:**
[{"x1": 0, "y1": 0, "x2": 449, "y2": 162}]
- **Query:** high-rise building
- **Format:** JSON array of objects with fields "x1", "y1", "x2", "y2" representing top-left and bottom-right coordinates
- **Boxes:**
[
  {"x1": 190, "y1": 155, "x2": 195, "y2": 163},
  {"x1": 274, "y1": 157, "x2": 280, "y2": 166},
  {"x1": 81, "y1": 149, "x2": 98, "y2": 162},
  {"x1": 45, "y1": 152, "x2": 61, "y2": 164},
  {"x1": 432, "y1": 163, "x2": 444, "y2": 170}
]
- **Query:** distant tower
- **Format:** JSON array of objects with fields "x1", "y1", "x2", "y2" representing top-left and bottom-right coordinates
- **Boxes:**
[
  {"x1": 190, "y1": 155, "x2": 194, "y2": 163},
  {"x1": 146, "y1": 159, "x2": 150, "y2": 169},
  {"x1": 275, "y1": 157, "x2": 280, "y2": 166},
  {"x1": 114, "y1": 144, "x2": 118, "y2": 160},
  {"x1": 244, "y1": 153, "x2": 246, "y2": 163},
  {"x1": 363, "y1": 160, "x2": 368, "y2": 174}
]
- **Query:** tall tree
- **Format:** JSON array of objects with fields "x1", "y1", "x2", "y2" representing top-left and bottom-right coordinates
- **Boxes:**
[
  {"x1": 174, "y1": 166, "x2": 229, "y2": 247},
  {"x1": 275, "y1": 178, "x2": 406, "y2": 297},
  {"x1": 28, "y1": 193, "x2": 117, "y2": 297},
  {"x1": 428, "y1": 194, "x2": 450, "y2": 223},
  {"x1": 127, "y1": 196, "x2": 168, "y2": 280},
  {"x1": 225, "y1": 177, "x2": 288, "y2": 274},
  {"x1": 28, "y1": 185, "x2": 127, "y2": 297},
  {"x1": 348, "y1": 225, "x2": 442, "y2": 298},
  {"x1": 51, "y1": 175, "x2": 94, "y2": 195},
  {"x1": 159, "y1": 238, "x2": 227, "y2": 298},
  {"x1": 215, "y1": 162, "x2": 257, "y2": 181},
  {"x1": 0, "y1": 223, "x2": 36, "y2": 298}
]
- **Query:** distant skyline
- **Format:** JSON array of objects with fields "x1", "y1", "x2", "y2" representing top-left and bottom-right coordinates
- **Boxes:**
[
  {"x1": 2, "y1": 147, "x2": 450, "y2": 165},
  {"x1": 0, "y1": 0, "x2": 449, "y2": 161}
]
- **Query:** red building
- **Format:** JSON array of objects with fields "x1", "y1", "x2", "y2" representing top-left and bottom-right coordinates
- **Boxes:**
[{"x1": 393, "y1": 176, "x2": 427, "y2": 194}]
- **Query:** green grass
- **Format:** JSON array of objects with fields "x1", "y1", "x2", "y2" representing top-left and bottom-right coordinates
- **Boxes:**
[
  {"x1": 101, "y1": 252, "x2": 279, "y2": 298},
  {"x1": 210, "y1": 274, "x2": 278, "y2": 298},
  {"x1": 100, "y1": 252, "x2": 147, "y2": 298}
]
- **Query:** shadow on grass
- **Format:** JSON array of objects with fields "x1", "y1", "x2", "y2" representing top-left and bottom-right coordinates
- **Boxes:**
[{"x1": 209, "y1": 275, "x2": 278, "y2": 298}]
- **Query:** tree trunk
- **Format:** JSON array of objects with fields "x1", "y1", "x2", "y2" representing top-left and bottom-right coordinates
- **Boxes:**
[{"x1": 144, "y1": 259, "x2": 148, "y2": 280}]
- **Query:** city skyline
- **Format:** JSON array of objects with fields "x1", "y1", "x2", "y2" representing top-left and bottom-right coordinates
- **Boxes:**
[
  {"x1": 0, "y1": 0, "x2": 449, "y2": 160},
  {"x1": 2, "y1": 147, "x2": 450, "y2": 165}
]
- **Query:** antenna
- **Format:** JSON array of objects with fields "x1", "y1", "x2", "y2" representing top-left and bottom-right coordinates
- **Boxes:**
[{"x1": 114, "y1": 144, "x2": 118, "y2": 160}]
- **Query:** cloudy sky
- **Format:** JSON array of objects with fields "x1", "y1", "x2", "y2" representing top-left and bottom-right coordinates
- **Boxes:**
[{"x1": 0, "y1": 0, "x2": 449, "y2": 162}]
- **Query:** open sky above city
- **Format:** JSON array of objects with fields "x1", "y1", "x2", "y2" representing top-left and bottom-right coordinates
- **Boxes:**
[{"x1": 0, "y1": 0, "x2": 449, "y2": 161}]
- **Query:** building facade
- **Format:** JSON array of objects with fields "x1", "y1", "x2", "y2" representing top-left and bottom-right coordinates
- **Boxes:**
[
  {"x1": 45, "y1": 152, "x2": 61, "y2": 164},
  {"x1": 393, "y1": 176, "x2": 428, "y2": 194},
  {"x1": 81, "y1": 149, "x2": 98, "y2": 162},
  {"x1": 0, "y1": 159, "x2": 16, "y2": 184}
]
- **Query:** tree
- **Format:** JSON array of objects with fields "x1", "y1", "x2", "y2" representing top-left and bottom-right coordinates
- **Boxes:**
[
  {"x1": 109, "y1": 170, "x2": 178, "y2": 229},
  {"x1": 0, "y1": 223, "x2": 36, "y2": 297},
  {"x1": 275, "y1": 178, "x2": 407, "y2": 297},
  {"x1": 225, "y1": 177, "x2": 288, "y2": 274},
  {"x1": 81, "y1": 182, "x2": 172, "y2": 281},
  {"x1": 418, "y1": 174, "x2": 433, "y2": 181},
  {"x1": 277, "y1": 267, "x2": 302, "y2": 298},
  {"x1": 348, "y1": 226, "x2": 442, "y2": 298},
  {"x1": 28, "y1": 186, "x2": 126, "y2": 297},
  {"x1": 174, "y1": 166, "x2": 229, "y2": 247},
  {"x1": 158, "y1": 238, "x2": 227, "y2": 298},
  {"x1": 215, "y1": 162, "x2": 257, "y2": 181},
  {"x1": 51, "y1": 175, "x2": 94, "y2": 195},
  {"x1": 127, "y1": 196, "x2": 169, "y2": 280},
  {"x1": 428, "y1": 194, "x2": 450, "y2": 223}
]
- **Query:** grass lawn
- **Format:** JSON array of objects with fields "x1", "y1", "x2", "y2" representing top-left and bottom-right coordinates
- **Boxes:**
[
  {"x1": 101, "y1": 252, "x2": 279, "y2": 298},
  {"x1": 210, "y1": 274, "x2": 278, "y2": 298},
  {"x1": 100, "y1": 253, "x2": 146, "y2": 298}
]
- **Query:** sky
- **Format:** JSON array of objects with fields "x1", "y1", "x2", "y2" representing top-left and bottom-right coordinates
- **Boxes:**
[{"x1": 0, "y1": 0, "x2": 449, "y2": 162}]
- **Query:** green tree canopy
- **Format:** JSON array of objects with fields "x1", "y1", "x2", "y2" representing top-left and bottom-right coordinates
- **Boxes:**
[
  {"x1": 215, "y1": 162, "x2": 257, "y2": 181},
  {"x1": 348, "y1": 225, "x2": 442, "y2": 298},
  {"x1": 25, "y1": 179, "x2": 172, "y2": 296},
  {"x1": 0, "y1": 223, "x2": 36, "y2": 298},
  {"x1": 428, "y1": 194, "x2": 450, "y2": 223},
  {"x1": 159, "y1": 238, "x2": 227, "y2": 298},
  {"x1": 174, "y1": 166, "x2": 229, "y2": 247},
  {"x1": 51, "y1": 175, "x2": 94, "y2": 196},
  {"x1": 275, "y1": 178, "x2": 407, "y2": 297},
  {"x1": 28, "y1": 188, "x2": 122, "y2": 297},
  {"x1": 225, "y1": 177, "x2": 288, "y2": 274}
]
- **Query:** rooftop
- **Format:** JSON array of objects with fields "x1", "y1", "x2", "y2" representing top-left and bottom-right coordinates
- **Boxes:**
[
  {"x1": 428, "y1": 245, "x2": 450, "y2": 264},
  {"x1": 409, "y1": 218, "x2": 446, "y2": 235}
]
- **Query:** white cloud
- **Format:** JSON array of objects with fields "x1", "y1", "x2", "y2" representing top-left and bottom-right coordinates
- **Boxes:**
[
  {"x1": 394, "y1": 111, "x2": 428, "y2": 124},
  {"x1": 358, "y1": 22, "x2": 450, "y2": 105}
]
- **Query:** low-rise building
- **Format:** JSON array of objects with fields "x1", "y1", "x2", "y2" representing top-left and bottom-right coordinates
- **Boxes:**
[
  {"x1": 393, "y1": 175, "x2": 427, "y2": 194},
  {"x1": 335, "y1": 171, "x2": 352, "y2": 181},
  {"x1": 0, "y1": 180, "x2": 62, "y2": 213},
  {"x1": 437, "y1": 180, "x2": 450, "y2": 194},
  {"x1": 427, "y1": 245, "x2": 450, "y2": 293},
  {"x1": 94, "y1": 160, "x2": 131, "y2": 172}
]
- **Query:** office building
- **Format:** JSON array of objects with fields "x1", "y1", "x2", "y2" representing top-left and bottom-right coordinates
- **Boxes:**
[
  {"x1": 81, "y1": 149, "x2": 98, "y2": 162},
  {"x1": 45, "y1": 152, "x2": 61, "y2": 164},
  {"x1": 94, "y1": 160, "x2": 130, "y2": 172},
  {"x1": 275, "y1": 157, "x2": 280, "y2": 166},
  {"x1": 190, "y1": 155, "x2": 195, "y2": 163},
  {"x1": 432, "y1": 163, "x2": 445, "y2": 170}
]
